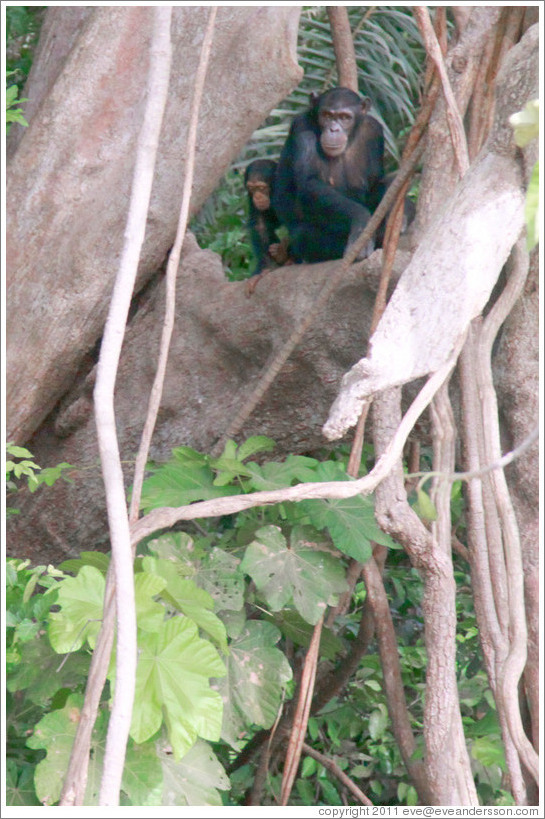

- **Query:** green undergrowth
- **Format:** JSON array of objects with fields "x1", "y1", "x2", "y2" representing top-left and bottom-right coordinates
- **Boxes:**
[{"x1": 6, "y1": 438, "x2": 508, "y2": 806}]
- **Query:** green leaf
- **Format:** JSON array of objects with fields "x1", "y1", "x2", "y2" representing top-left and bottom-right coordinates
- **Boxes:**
[
  {"x1": 48, "y1": 566, "x2": 105, "y2": 652},
  {"x1": 27, "y1": 694, "x2": 85, "y2": 804},
  {"x1": 122, "y1": 740, "x2": 163, "y2": 806},
  {"x1": 210, "y1": 457, "x2": 253, "y2": 486},
  {"x1": 298, "y1": 461, "x2": 394, "y2": 560},
  {"x1": 143, "y1": 556, "x2": 227, "y2": 650},
  {"x1": 236, "y1": 435, "x2": 276, "y2": 461},
  {"x1": 471, "y1": 737, "x2": 506, "y2": 770},
  {"x1": 171, "y1": 445, "x2": 209, "y2": 466},
  {"x1": 301, "y1": 756, "x2": 318, "y2": 778},
  {"x1": 368, "y1": 704, "x2": 388, "y2": 740},
  {"x1": 465, "y1": 709, "x2": 501, "y2": 739},
  {"x1": 31, "y1": 462, "x2": 74, "y2": 490},
  {"x1": 267, "y1": 609, "x2": 344, "y2": 660},
  {"x1": 159, "y1": 739, "x2": 230, "y2": 806},
  {"x1": 509, "y1": 99, "x2": 539, "y2": 147},
  {"x1": 7, "y1": 634, "x2": 90, "y2": 702},
  {"x1": 296, "y1": 779, "x2": 316, "y2": 804},
  {"x1": 130, "y1": 617, "x2": 225, "y2": 759},
  {"x1": 140, "y1": 459, "x2": 240, "y2": 512},
  {"x1": 320, "y1": 779, "x2": 341, "y2": 804},
  {"x1": 241, "y1": 525, "x2": 347, "y2": 624},
  {"x1": 246, "y1": 454, "x2": 318, "y2": 491},
  {"x1": 414, "y1": 488, "x2": 437, "y2": 521},
  {"x1": 216, "y1": 620, "x2": 292, "y2": 748},
  {"x1": 6, "y1": 444, "x2": 35, "y2": 459},
  {"x1": 196, "y1": 547, "x2": 244, "y2": 612},
  {"x1": 134, "y1": 570, "x2": 168, "y2": 632},
  {"x1": 59, "y1": 550, "x2": 111, "y2": 575},
  {"x1": 6, "y1": 84, "x2": 18, "y2": 106},
  {"x1": 5, "y1": 760, "x2": 41, "y2": 806},
  {"x1": 14, "y1": 618, "x2": 40, "y2": 642},
  {"x1": 147, "y1": 531, "x2": 201, "y2": 569},
  {"x1": 525, "y1": 161, "x2": 539, "y2": 251}
]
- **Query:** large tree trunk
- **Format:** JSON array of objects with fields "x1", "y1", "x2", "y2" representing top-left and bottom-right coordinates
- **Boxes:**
[
  {"x1": 6, "y1": 5, "x2": 302, "y2": 444},
  {"x1": 7, "y1": 241, "x2": 411, "y2": 565}
]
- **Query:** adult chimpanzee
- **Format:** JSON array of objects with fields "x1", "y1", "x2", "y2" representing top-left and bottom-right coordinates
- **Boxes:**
[{"x1": 273, "y1": 87, "x2": 387, "y2": 263}]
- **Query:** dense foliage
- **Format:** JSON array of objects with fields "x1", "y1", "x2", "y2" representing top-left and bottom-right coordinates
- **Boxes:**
[
  {"x1": 5, "y1": 4, "x2": 529, "y2": 808},
  {"x1": 6, "y1": 439, "x2": 509, "y2": 806}
]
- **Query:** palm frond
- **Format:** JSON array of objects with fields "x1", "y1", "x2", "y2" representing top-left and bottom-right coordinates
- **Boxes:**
[{"x1": 238, "y1": 5, "x2": 425, "y2": 165}]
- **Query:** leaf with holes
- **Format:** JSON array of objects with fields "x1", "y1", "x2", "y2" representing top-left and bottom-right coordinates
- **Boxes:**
[
  {"x1": 215, "y1": 620, "x2": 292, "y2": 748},
  {"x1": 240, "y1": 525, "x2": 347, "y2": 624},
  {"x1": 121, "y1": 740, "x2": 163, "y2": 806},
  {"x1": 196, "y1": 547, "x2": 244, "y2": 612},
  {"x1": 27, "y1": 694, "x2": 105, "y2": 805}
]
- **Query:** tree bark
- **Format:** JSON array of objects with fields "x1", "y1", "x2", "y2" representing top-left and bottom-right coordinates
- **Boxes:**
[
  {"x1": 6, "y1": 5, "x2": 302, "y2": 445},
  {"x1": 7, "y1": 246, "x2": 411, "y2": 565}
]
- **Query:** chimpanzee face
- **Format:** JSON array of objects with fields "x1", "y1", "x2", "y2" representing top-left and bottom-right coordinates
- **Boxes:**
[
  {"x1": 246, "y1": 179, "x2": 271, "y2": 212},
  {"x1": 320, "y1": 102, "x2": 364, "y2": 157}
]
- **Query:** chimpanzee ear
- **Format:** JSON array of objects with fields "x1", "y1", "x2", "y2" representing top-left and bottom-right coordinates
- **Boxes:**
[
  {"x1": 360, "y1": 96, "x2": 372, "y2": 114},
  {"x1": 310, "y1": 91, "x2": 320, "y2": 108}
]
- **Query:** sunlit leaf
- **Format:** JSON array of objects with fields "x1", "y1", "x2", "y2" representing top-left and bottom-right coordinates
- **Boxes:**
[
  {"x1": 143, "y1": 556, "x2": 227, "y2": 650},
  {"x1": 509, "y1": 99, "x2": 539, "y2": 147},
  {"x1": 27, "y1": 694, "x2": 104, "y2": 805},
  {"x1": 130, "y1": 617, "x2": 225, "y2": 759},
  {"x1": 122, "y1": 740, "x2": 163, "y2": 806},
  {"x1": 159, "y1": 739, "x2": 229, "y2": 806},
  {"x1": 525, "y1": 161, "x2": 539, "y2": 251},
  {"x1": 48, "y1": 566, "x2": 105, "y2": 652},
  {"x1": 368, "y1": 704, "x2": 388, "y2": 740},
  {"x1": 471, "y1": 737, "x2": 506, "y2": 770}
]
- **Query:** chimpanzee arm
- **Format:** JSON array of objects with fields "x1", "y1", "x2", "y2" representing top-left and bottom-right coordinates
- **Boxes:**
[{"x1": 292, "y1": 131, "x2": 372, "y2": 224}]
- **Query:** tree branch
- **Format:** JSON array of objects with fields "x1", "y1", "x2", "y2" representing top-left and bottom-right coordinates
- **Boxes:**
[
  {"x1": 93, "y1": 8, "x2": 172, "y2": 806},
  {"x1": 413, "y1": 6, "x2": 469, "y2": 176},
  {"x1": 132, "y1": 347, "x2": 460, "y2": 545},
  {"x1": 129, "y1": 7, "x2": 217, "y2": 522},
  {"x1": 302, "y1": 743, "x2": 373, "y2": 805},
  {"x1": 327, "y1": 7, "x2": 358, "y2": 92},
  {"x1": 476, "y1": 241, "x2": 538, "y2": 785}
]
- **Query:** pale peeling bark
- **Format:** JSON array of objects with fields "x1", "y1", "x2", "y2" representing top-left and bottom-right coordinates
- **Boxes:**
[
  {"x1": 94, "y1": 9, "x2": 173, "y2": 805},
  {"x1": 323, "y1": 152, "x2": 525, "y2": 440}
]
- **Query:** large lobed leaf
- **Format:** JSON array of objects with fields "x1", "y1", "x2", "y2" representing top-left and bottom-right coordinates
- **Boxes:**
[
  {"x1": 299, "y1": 461, "x2": 395, "y2": 561},
  {"x1": 139, "y1": 459, "x2": 240, "y2": 512},
  {"x1": 143, "y1": 555, "x2": 227, "y2": 651},
  {"x1": 241, "y1": 524, "x2": 347, "y2": 624},
  {"x1": 158, "y1": 739, "x2": 230, "y2": 806},
  {"x1": 130, "y1": 617, "x2": 225, "y2": 760},
  {"x1": 215, "y1": 620, "x2": 292, "y2": 749},
  {"x1": 48, "y1": 565, "x2": 105, "y2": 653}
]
